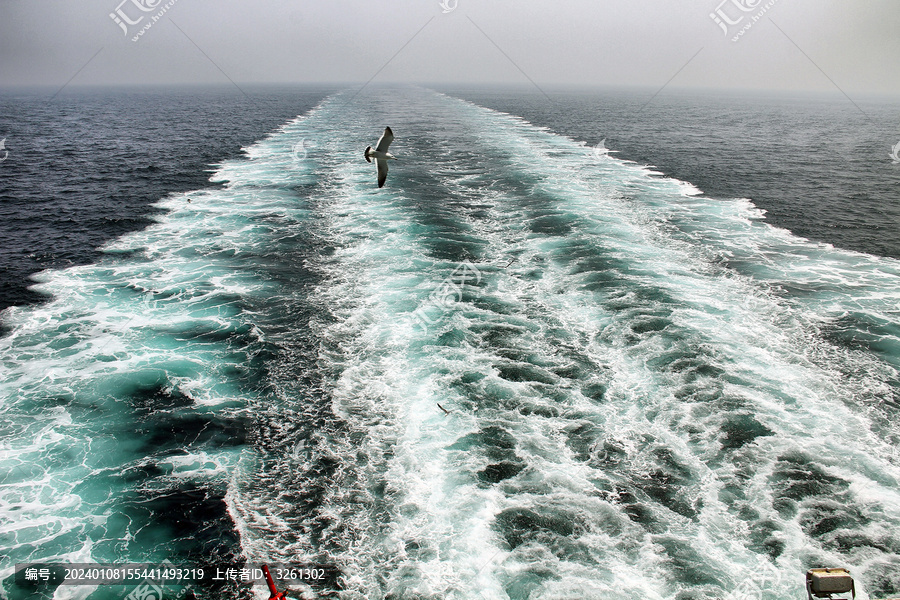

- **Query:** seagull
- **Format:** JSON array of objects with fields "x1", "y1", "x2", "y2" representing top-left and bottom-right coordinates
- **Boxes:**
[{"x1": 364, "y1": 127, "x2": 397, "y2": 188}]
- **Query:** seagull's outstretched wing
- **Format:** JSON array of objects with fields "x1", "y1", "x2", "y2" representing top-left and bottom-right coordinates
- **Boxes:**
[
  {"x1": 376, "y1": 158, "x2": 388, "y2": 188},
  {"x1": 375, "y1": 127, "x2": 393, "y2": 153}
]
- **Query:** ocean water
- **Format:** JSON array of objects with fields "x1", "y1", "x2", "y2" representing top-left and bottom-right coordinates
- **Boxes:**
[
  {"x1": 443, "y1": 87, "x2": 900, "y2": 260},
  {"x1": 0, "y1": 86, "x2": 334, "y2": 311},
  {"x1": 1, "y1": 85, "x2": 900, "y2": 600}
]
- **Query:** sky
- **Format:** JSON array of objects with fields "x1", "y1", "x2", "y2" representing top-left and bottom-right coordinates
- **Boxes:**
[{"x1": 0, "y1": 0, "x2": 898, "y2": 97}]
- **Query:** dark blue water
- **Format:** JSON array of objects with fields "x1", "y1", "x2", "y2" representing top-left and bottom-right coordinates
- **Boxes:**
[
  {"x1": 0, "y1": 85, "x2": 334, "y2": 311},
  {"x1": 2, "y1": 87, "x2": 897, "y2": 312},
  {"x1": 441, "y1": 86, "x2": 900, "y2": 260},
  {"x1": 1, "y1": 86, "x2": 899, "y2": 600}
]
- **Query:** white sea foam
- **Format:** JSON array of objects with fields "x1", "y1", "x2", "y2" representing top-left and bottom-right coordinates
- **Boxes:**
[
  {"x1": 3, "y1": 88, "x2": 899, "y2": 600},
  {"x1": 256, "y1": 89, "x2": 899, "y2": 599}
]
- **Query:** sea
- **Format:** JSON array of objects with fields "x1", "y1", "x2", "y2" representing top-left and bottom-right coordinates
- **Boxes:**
[{"x1": 0, "y1": 84, "x2": 899, "y2": 600}]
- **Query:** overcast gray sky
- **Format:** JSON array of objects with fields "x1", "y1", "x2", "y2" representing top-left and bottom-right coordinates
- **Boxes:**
[{"x1": 1, "y1": 1, "x2": 898, "y2": 96}]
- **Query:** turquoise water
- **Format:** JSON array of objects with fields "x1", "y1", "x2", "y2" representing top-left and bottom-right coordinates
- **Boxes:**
[{"x1": 2, "y1": 87, "x2": 900, "y2": 599}]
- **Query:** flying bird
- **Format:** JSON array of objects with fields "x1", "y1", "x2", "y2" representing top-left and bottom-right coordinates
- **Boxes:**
[{"x1": 364, "y1": 127, "x2": 396, "y2": 188}]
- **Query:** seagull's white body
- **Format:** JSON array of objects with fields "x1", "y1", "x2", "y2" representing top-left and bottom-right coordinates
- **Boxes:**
[{"x1": 365, "y1": 127, "x2": 396, "y2": 188}]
